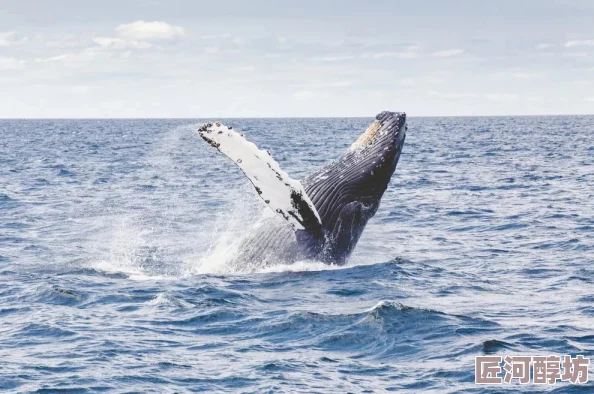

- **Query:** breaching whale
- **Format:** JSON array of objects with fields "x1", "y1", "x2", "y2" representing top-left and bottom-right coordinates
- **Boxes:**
[{"x1": 197, "y1": 111, "x2": 407, "y2": 266}]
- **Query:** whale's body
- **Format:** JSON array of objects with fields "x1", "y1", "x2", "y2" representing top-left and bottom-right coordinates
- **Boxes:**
[{"x1": 198, "y1": 111, "x2": 407, "y2": 267}]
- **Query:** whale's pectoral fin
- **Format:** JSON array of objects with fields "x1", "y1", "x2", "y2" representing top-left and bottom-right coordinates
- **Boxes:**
[{"x1": 198, "y1": 122, "x2": 323, "y2": 236}]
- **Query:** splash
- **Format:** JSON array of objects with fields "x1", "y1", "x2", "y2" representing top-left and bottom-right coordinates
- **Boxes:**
[
  {"x1": 86, "y1": 193, "x2": 350, "y2": 278},
  {"x1": 88, "y1": 215, "x2": 178, "y2": 280},
  {"x1": 181, "y1": 189, "x2": 266, "y2": 275},
  {"x1": 81, "y1": 122, "x2": 364, "y2": 278}
]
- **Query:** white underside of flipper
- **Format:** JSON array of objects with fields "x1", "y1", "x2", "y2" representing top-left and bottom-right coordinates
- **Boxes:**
[{"x1": 198, "y1": 122, "x2": 322, "y2": 233}]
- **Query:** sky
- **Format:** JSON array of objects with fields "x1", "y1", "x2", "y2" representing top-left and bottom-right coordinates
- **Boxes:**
[{"x1": 1, "y1": 0, "x2": 594, "y2": 118}]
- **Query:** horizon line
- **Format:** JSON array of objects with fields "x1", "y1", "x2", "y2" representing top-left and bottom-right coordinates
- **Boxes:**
[{"x1": 1, "y1": 113, "x2": 593, "y2": 120}]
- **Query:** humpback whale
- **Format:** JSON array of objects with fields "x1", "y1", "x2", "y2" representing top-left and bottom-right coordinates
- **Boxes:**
[{"x1": 197, "y1": 111, "x2": 407, "y2": 266}]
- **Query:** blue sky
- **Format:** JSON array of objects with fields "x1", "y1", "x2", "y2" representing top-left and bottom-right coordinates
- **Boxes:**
[{"x1": 1, "y1": 0, "x2": 593, "y2": 117}]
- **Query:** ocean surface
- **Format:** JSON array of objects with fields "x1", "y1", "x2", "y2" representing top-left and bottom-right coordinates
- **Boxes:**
[{"x1": 1, "y1": 116, "x2": 593, "y2": 393}]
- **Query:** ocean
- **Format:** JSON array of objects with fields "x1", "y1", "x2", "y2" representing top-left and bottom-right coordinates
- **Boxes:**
[{"x1": 1, "y1": 116, "x2": 593, "y2": 393}]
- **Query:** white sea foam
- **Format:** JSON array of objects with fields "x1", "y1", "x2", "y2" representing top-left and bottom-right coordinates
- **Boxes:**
[{"x1": 147, "y1": 292, "x2": 194, "y2": 307}]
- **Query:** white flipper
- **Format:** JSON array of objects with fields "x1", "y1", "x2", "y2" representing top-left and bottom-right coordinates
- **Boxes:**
[{"x1": 198, "y1": 122, "x2": 323, "y2": 234}]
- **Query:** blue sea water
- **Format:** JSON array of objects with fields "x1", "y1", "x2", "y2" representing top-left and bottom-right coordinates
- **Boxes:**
[{"x1": 1, "y1": 116, "x2": 593, "y2": 393}]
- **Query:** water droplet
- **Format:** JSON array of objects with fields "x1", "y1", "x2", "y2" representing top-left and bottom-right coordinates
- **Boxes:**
[{"x1": 237, "y1": 159, "x2": 242, "y2": 163}]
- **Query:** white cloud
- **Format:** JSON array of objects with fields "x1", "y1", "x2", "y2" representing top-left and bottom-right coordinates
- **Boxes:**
[
  {"x1": 509, "y1": 72, "x2": 546, "y2": 80},
  {"x1": 319, "y1": 55, "x2": 354, "y2": 62},
  {"x1": 485, "y1": 93, "x2": 519, "y2": 102},
  {"x1": 277, "y1": 36, "x2": 287, "y2": 44},
  {"x1": 93, "y1": 37, "x2": 152, "y2": 49},
  {"x1": 200, "y1": 34, "x2": 230, "y2": 40},
  {"x1": 427, "y1": 91, "x2": 519, "y2": 103},
  {"x1": 536, "y1": 43, "x2": 553, "y2": 49},
  {"x1": 0, "y1": 31, "x2": 16, "y2": 46},
  {"x1": 428, "y1": 91, "x2": 477, "y2": 99},
  {"x1": 399, "y1": 78, "x2": 416, "y2": 86},
  {"x1": 93, "y1": 20, "x2": 184, "y2": 51},
  {"x1": 0, "y1": 56, "x2": 25, "y2": 70},
  {"x1": 323, "y1": 81, "x2": 352, "y2": 88},
  {"x1": 432, "y1": 49, "x2": 464, "y2": 57},
  {"x1": 70, "y1": 85, "x2": 91, "y2": 94},
  {"x1": 34, "y1": 54, "x2": 69, "y2": 63},
  {"x1": 0, "y1": 31, "x2": 27, "y2": 47},
  {"x1": 229, "y1": 65, "x2": 256, "y2": 72},
  {"x1": 585, "y1": 97, "x2": 594, "y2": 102},
  {"x1": 232, "y1": 36, "x2": 246, "y2": 45},
  {"x1": 493, "y1": 71, "x2": 547, "y2": 80},
  {"x1": 204, "y1": 46, "x2": 219, "y2": 54},
  {"x1": 563, "y1": 52, "x2": 588, "y2": 58},
  {"x1": 425, "y1": 75, "x2": 445, "y2": 84},
  {"x1": 371, "y1": 51, "x2": 418, "y2": 59},
  {"x1": 293, "y1": 90, "x2": 316, "y2": 100},
  {"x1": 115, "y1": 20, "x2": 185, "y2": 41},
  {"x1": 44, "y1": 34, "x2": 83, "y2": 48},
  {"x1": 565, "y1": 39, "x2": 594, "y2": 47}
]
